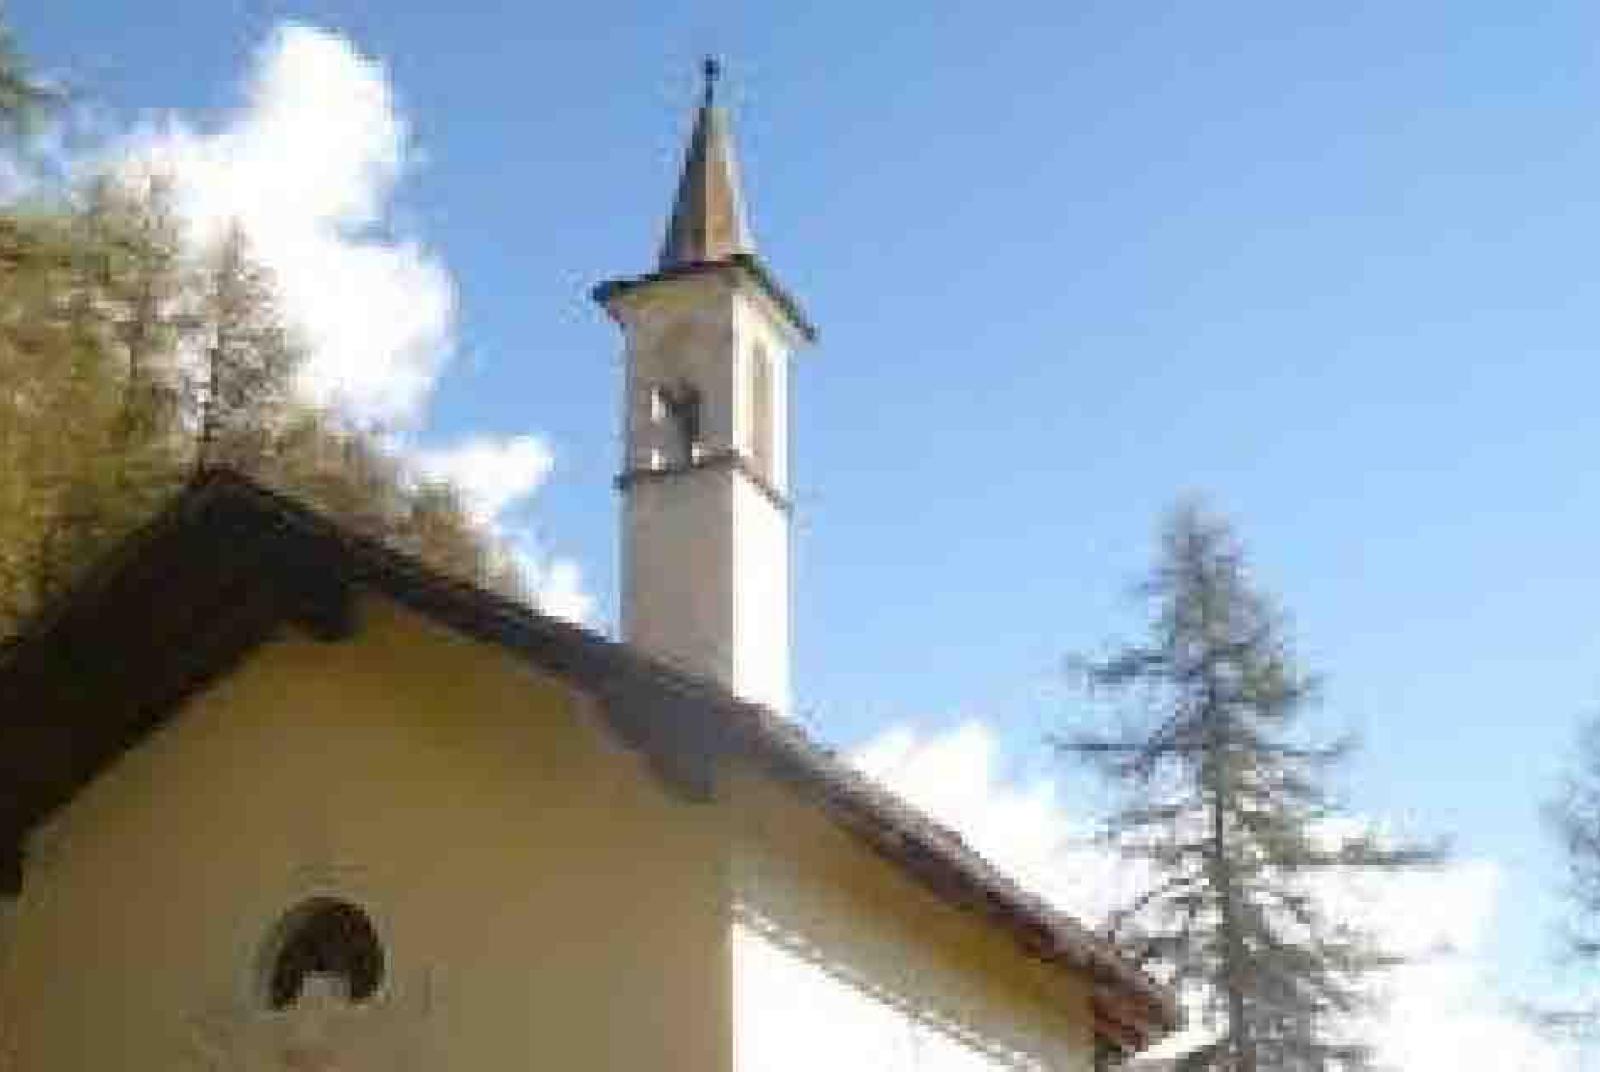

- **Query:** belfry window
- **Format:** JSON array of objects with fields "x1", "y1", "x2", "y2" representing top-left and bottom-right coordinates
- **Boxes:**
[
  {"x1": 262, "y1": 898, "x2": 385, "y2": 1010},
  {"x1": 651, "y1": 381, "x2": 702, "y2": 467}
]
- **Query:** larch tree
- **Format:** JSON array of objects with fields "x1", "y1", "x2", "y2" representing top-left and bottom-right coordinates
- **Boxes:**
[
  {"x1": 1, "y1": 178, "x2": 531, "y2": 636},
  {"x1": 1063, "y1": 503, "x2": 1439, "y2": 1071},
  {"x1": 0, "y1": 11, "x2": 551, "y2": 640},
  {"x1": 0, "y1": 203, "x2": 134, "y2": 621},
  {"x1": 190, "y1": 221, "x2": 301, "y2": 469}
]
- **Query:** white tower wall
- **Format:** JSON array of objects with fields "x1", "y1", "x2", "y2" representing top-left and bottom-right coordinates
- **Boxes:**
[{"x1": 610, "y1": 276, "x2": 798, "y2": 713}]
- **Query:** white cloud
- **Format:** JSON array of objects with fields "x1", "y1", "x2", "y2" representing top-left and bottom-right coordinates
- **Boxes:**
[
  {"x1": 523, "y1": 555, "x2": 596, "y2": 626},
  {"x1": 414, "y1": 435, "x2": 555, "y2": 528},
  {"x1": 120, "y1": 22, "x2": 449, "y2": 427},
  {"x1": 413, "y1": 434, "x2": 594, "y2": 623},
  {"x1": 851, "y1": 722, "x2": 1573, "y2": 1071},
  {"x1": 1344, "y1": 860, "x2": 1567, "y2": 1071},
  {"x1": 852, "y1": 722, "x2": 1141, "y2": 923},
  {"x1": 110, "y1": 23, "x2": 594, "y2": 623}
]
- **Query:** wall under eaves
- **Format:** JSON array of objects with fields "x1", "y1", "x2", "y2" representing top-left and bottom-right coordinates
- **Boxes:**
[{"x1": 727, "y1": 768, "x2": 1100, "y2": 1072}]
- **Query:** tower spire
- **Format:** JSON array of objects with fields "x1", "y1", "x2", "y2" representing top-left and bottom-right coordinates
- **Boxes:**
[{"x1": 657, "y1": 57, "x2": 753, "y2": 269}]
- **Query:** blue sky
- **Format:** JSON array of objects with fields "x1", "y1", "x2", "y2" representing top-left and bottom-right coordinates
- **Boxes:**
[{"x1": 18, "y1": 1, "x2": 1600, "y2": 1054}]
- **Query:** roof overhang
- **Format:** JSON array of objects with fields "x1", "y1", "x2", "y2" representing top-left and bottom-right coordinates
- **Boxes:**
[
  {"x1": 592, "y1": 252, "x2": 818, "y2": 345},
  {"x1": 0, "y1": 469, "x2": 1173, "y2": 1049}
]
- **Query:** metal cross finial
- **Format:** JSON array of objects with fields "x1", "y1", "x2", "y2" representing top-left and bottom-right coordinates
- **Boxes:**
[{"x1": 701, "y1": 55, "x2": 721, "y2": 106}]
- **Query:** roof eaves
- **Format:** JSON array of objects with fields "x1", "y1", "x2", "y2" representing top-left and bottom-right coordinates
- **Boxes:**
[{"x1": 592, "y1": 254, "x2": 818, "y2": 344}]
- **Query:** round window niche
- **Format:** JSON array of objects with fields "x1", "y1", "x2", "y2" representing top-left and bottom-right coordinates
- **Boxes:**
[{"x1": 261, "y1": 897, "x2": 385, "y2": 1011}]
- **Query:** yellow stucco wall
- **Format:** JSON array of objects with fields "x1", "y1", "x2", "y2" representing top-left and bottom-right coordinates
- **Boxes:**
[
  {"x1": 729, "y1": 770, "x2": 1099, "y2": 1071},
  {"x1": 0, "y1": 594, "x2": 1100, "y2": 1070},
  {"x1": 0, "y1": 596, "x2": 730, "y2": 1071}
]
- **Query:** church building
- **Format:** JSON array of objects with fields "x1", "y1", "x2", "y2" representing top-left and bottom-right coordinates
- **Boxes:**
[{"x1": 0, "y1": 63, "x2": 1175, "y2": 1070}]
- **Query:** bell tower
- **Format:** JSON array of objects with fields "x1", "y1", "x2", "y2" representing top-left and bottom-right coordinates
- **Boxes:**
[{"x1": 594, "y1": 59, "x2": 814, "y2": 713}]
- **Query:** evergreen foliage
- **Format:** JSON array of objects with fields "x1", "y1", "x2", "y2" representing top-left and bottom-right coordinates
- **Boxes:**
[
  {"x1": 0, "y1": 8, "x2": 534, "y2": 643},
  {"x1": 1064, "y1": 504, "x2": 1440, "y2": 1071},
  {"x1": 0, "y1": 175, "x2": 525, "y2": 638}
]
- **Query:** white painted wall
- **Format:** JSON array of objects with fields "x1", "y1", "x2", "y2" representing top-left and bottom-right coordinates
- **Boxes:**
[
  {"x1": 610, "y1": 271, "x2": 799, "y2": 712},
  {"x1": 624, "y1": 467, "x2": 737, "y2": 685},
  {"x1": 729, "y1": 772, "x2": 1099, "y2": 1072},
  {"x1": 734, "y1": 919, "x2": 1038, "y2": 1072},
  {"x1": 731, "y1": 474, "x2": 789, "y2": 711}
]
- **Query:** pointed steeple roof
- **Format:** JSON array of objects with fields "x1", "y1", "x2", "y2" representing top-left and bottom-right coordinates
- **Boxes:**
[
  {"x1": 657, "y1": 57, "x2": 755, "y2": 269},
  {"x1": 594, "y1": 59, "x2": 815, "y2": 343}
]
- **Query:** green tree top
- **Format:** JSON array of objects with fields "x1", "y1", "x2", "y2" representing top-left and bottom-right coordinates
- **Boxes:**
[{"x1": 0, "y1": 178, "x2": 530, "y2": 637}]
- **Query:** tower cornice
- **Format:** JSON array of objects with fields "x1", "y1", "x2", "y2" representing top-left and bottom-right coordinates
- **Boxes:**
[
  {"x1": 614, "y1": 447, "x2": 791, "y2": 513},
  {"x1": 591, "y1": 252, "x2": 817, "y2": 344}
]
